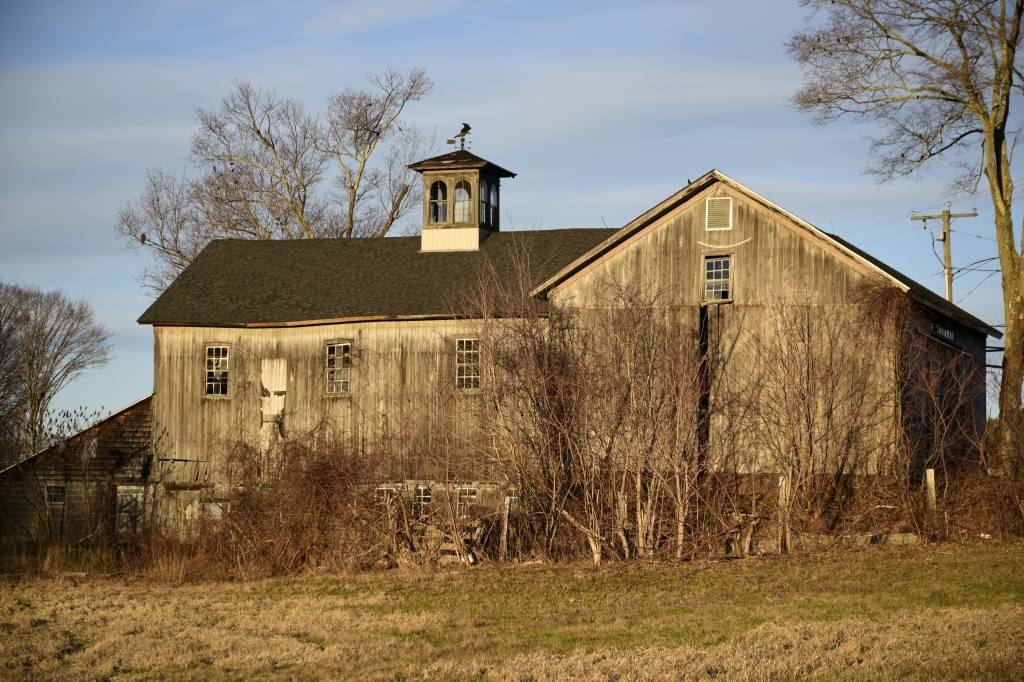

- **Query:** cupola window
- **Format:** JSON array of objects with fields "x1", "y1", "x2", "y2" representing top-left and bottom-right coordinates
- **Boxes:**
[
  {"x1": 480, "y1": 180, "x2": 490, "y2": 226},
  {"x1": 454, "y1": 179, "x2": 472, "y2": 223},
  {"x1": 490, "y1": 184, "x2": 499, "y2": 227},
  {"x1": 429, "y1": 180, "x2": 448, "y2": 224}
]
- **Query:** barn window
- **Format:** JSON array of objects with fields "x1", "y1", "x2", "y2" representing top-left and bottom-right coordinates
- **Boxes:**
[
  {"x1": 490, "y1": 184, "x2": 499, "y2": 227},
  {"x1": 703, "y1": 256, "x2": 732, "y2": 301},
  {"x1": 429, "y1": 180, "x2": 448, "y2": 224},
  {"x1": 47, "y1": 485, "x2": 66, "y2": 505},
  {"x1": 454, "y1": 179, "x2": 472, "y2": 222},
  {"x1": 705, "y1": 197, "x2": 732, "y2": 231},
  {"x1": 933, "y1": 325, "x2": 955, "y2": 342},
  {"x1": 326, "y1": 343, "x2": 351, "y2": 393},
  {"x1": 413, "y1": 485, "x2": 432, "y2": 517},
  {"x1": 206, "y1": 346, "x2": 229, "y2": 395},
  {"x1": 480, "y1": 180, "x2": 490, "y2": 226},
  {"x1": 456, "y1": 338, "x2": 480, "y2": 390},
  {"x1": 458, "y1": 487, "x2": 478, "y2": 516}
]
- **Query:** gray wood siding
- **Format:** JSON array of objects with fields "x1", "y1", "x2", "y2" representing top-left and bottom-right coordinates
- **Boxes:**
[
  {"x1": 153, "y1": 320, "x2": 487, "y2": 481},
  {"x1": 552, "y1": 184, "x2": 868, "y2": 308}
]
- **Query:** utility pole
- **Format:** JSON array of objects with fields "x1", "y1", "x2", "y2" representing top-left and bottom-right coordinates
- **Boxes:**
[{"x1": 911, "y1": 203, "x2": 978, "y2": 302}]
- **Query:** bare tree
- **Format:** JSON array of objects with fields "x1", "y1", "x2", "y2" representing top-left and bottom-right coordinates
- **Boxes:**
[
  {"x1": 322, "y1": 68, "x2": 434, "y2": 238},
  {"x1": 0, "y1": 284, "x2": 24, "y2": 465},
  {"x1": 116, "y1": 69, "x2": 434, "y2": 295},
  {"x1": 2, "y1": 284, "x2": 112, "y2": 457},
  {"x1": 787, "y1": 0, "x2": 1024, "y2": 474}
]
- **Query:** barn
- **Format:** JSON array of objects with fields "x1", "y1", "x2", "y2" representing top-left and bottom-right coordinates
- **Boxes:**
[{"x1": 12, "y1": 149, "x2": 996, "y2": 538}]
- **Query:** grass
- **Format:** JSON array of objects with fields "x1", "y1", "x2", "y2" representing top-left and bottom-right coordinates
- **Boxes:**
[{"x1": 1, "y1": 541, "x2": 1022, "y2": 680}]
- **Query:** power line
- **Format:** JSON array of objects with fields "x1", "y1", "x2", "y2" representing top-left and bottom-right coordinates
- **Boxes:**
[
  {"x1": 856, "y1": 225, "x2": 918, "y2": 245},
  {"x1": 957, "y1": 270, "x2": 1000, "y2": 305},
  {"x1": 838, "y1": 175, "x2": 1024, "y2": 239},
  {"x1": 950, "y1": 229, "x2": 997, "y2": 241}
]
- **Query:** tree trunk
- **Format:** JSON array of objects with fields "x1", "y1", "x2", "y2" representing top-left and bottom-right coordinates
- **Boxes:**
[{"x1": 990, "y1": 188, "x2": 1023, "y2": 478}]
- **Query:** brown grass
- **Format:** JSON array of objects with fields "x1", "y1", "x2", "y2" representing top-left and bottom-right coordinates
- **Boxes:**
[{"x1": 2, "y1": 541, "x2": 1022, "y2": 681}]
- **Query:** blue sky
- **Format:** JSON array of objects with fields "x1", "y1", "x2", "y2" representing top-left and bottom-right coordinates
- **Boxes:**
[{"x1": 0, "y1": 0, "x2": 1012, "y2": 417}]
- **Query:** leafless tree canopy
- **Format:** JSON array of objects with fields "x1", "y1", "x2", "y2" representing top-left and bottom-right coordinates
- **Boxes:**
[
  {"x1": 0, "y1": 282, "x2": 112, "y2": 462},
  {"x1": 116, "y1": 68, "x2": 434, "y2": 295},
  {"x1": 787, "y1": 0, "x2": 1024, "y2": 475}
]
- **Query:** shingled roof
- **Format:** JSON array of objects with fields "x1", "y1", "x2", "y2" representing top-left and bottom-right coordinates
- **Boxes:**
[
  {"x1": 138, "y1": 229, "x2": 616, "y2": 326},
  {"x1": 407, "y1": 149, "x2": 516, "y2": 177}
]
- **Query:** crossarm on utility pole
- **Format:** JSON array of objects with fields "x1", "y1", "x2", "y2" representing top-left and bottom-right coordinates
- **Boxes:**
[{"x1": 910, "y1": 203, "x2": 978, "y2": 302}]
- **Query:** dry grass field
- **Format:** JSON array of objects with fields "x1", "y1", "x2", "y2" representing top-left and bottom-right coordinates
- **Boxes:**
[{"x1": 1, "y1": 542, "x2": 1022, "y2": 681}]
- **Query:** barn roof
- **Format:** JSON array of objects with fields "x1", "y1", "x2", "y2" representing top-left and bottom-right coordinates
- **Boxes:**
[
  {"x1": 532, "y1": 170, "x2": 1003, "y2": 339},
  {"x1": 138, "y1": 230, "x2": 616, "y2": 326}
]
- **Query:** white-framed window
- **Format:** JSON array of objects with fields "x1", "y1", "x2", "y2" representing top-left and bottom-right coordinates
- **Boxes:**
[
  {"x1": 703, "y1": 256, "x2": 732, "y2": 301},
  {"x1": 375, "y1": 486, "x2": 397, "y2": 505},
  {"x1": 326, "y1": 342, "x2": 351, "y2": 394},
  {"x1": 454, "y1": 179, "x2": 472, "y2": 222},
  {"x1": 705, "y1": 197, "x2": 732, "y2": 231},
  {"x1": 206, "y1": 346, "x2": 229, "y2": 395},
  {"x1": 429, "y1": 180, "x2": 448, "y2": 224},
  {"x1": 413, "y1": 485, "x2": 432, "y2": 517},
  {"x1": 456, "y1": 338, "x2": 480, "y2": 390},
  {"x1": 457, "y1": 487, "x2": 478, "y2": 516},
  {"x1": 47, "y1": 485, "x2": 66, "y2": 505}
]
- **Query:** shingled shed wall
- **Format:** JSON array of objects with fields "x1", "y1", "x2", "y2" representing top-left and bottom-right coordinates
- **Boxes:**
[{"x1": 0, "y1": 396, "x2": 154, "y2": 542}]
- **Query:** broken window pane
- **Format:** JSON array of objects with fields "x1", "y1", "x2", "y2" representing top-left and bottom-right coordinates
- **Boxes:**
[
  {"x1": 327, "y1": 343, "x2": 351, "y2": 393},
  {"x1": 429, "y1": 180, "x2": 448, "y2": 224},
  {"x1": 206, "y1": 346, "x2": 229, "y2": 395}
]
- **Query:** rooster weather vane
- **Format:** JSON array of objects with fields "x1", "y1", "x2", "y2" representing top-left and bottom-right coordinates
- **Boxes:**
[{"x1": 447, "y1": 123, "x2": 471, "y2": 150}]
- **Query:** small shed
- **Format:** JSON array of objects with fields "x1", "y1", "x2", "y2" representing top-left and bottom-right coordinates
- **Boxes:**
[{"x1": 0, "y1": 395, "x2": 154, "y2": 542}]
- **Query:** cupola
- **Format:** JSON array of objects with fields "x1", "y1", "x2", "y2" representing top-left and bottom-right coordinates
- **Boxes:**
[{"x1": 408, "y1": 142, "x2": 516, "y2": 252}]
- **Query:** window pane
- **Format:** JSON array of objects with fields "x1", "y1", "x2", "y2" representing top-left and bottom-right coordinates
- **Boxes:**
[
  {"x1": 326, "y1": 343, "x2": 351, "y2": 393},
  {"x1": 205, "y1": 346, "x2": 229, "y2": 395},
  {"x1": 454, "y1": 180, "x2": 471, "y2": 222},
  {"x1": 456, "y1": 338, "x2": 481, "y2": 390},
  {"x1": 703, "y1": 257, "x2": 732, "y2": 301}
]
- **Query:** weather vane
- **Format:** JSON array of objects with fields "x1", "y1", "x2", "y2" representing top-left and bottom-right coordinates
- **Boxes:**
[{"x1": 447, "y1": 123, "x2": 471, "y2": 150}]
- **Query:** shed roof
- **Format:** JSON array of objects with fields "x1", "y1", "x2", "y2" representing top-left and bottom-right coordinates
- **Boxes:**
[
  {"x1": 138, "y1": 230, "x2": 616, "y2": 326},
  {"x1": 532, "y1": 170, "x2": 1003, "y2": 339},
  {"x1": 0, "y1": 394, "x2": 153, "y2": 478}
]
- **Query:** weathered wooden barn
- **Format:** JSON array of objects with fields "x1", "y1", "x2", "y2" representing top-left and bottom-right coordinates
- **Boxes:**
[
  {"x1": 129, "y1": 151, "x2": 1000, "y2": 526},
  {"x1": 0, "y1": 396, "x2": 154, "y2": 542}
]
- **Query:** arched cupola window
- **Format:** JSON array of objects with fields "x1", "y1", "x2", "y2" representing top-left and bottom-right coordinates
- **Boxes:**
[
  {"x1": 480, "y1": 180, "x2": 490, "y2": 226},
  {"x1": 489, "y1": 184, "x2": 499, "y2": 227},
  {"x1": 429, "y1": 180, "x2": 448, "y2": 224},
  {"x1": 454, "y1": 179, "x2": 472, "y2": 223}
]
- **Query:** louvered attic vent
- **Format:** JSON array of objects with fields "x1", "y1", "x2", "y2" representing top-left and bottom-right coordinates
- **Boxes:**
[{"x1": 706, "y1": 197, "x2": 732, "y2": 231}]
